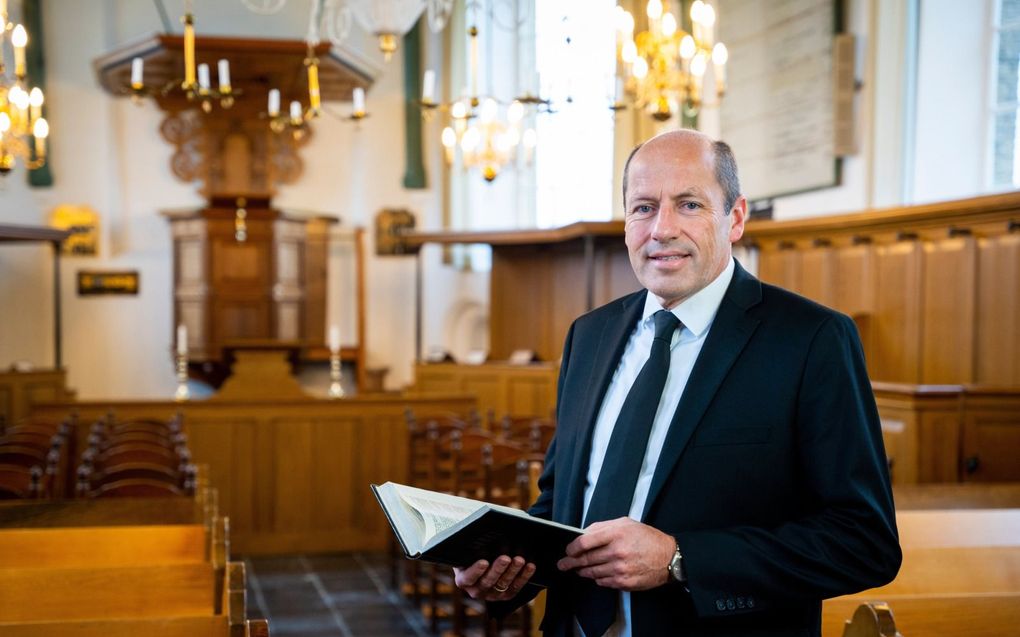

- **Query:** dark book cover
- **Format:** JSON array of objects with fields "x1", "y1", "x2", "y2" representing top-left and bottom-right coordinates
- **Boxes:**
[{"x1": 372, "y1": 485, "x2": 582, "y2": 588}]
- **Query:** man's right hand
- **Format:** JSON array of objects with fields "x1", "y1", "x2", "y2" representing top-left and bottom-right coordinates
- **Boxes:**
[{"x1": 453, "y1": 555, "x2": 536, "y2": 601}]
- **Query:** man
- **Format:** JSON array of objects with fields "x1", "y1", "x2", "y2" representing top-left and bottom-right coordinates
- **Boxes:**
[{"x1": 454, "y1": 130, "x2": 901, "y2": 636}]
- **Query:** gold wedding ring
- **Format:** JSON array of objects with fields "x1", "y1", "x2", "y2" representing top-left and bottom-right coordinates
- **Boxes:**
[{"x1": 493, "y1": 583, "x2": 509, "y2": 593}]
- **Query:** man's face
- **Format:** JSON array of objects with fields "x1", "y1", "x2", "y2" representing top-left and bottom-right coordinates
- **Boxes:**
[{"x1": 624, "y1": 134, "x2": 746, "y2": 309}]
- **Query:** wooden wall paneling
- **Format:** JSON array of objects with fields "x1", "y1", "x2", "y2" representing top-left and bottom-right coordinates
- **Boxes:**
[
  {"x1": 183, "y1": 416, "x2": 257, "y2": 535},
  {"x1": 210, "y1": 229, "x2": 271, "y2": 288},
  {"x1": 917, "y1": 409, "x2": 963, "y2": 483},
  {"x1": 593, "y1": 238, "x2": 640, "y2": 307},
  {"x1": 506, "y1": 374, "x2": 558, "y2": 418},
  {"x1": 961, "y1": 388, "x2": 1020, "y2": 482},
  {"x1": 349, "y1": 412, "x2": 406, "y2": 540},
  {"x1": 921, "y1": 236, "x2": 977, "y2": 384},
  {"x1": 548, "y1": 247, "x2": 591, "y2": 362},
  {"x1": 460, "y1": 372, "x2": 505, "y2": 416},
  {"x1": 873, "y1": 240, "x2": 924, "y2": 382},
  {"x1": 490, "y1": 248, "x2": 554, "y2": 360},
  {"x1": 212, "y1": 299, "x2": 271, "y2": 344},
  {"x1": 310, "y1": 417, "x2": 357, "y2": 533},
  {"x1": 412, "y1": 366, "x2": 461, "y2": 394},
  {"x1": 755, "y1": 248, "x2": 778, "y2": 284},
  {"x1": 874, "y1": 402, "x2": 918, "y2": 485},
  {"x1": 413, "y1": 364, "x2": 559, "y2": 420},
  {"x1": 798, "y1": 244, "x2": 836, "y2": 308},
  {"x1": 834, "y1": 242, "x2": 876, "y2": 373},
  {"x1": 873, "y1": 384, "x2": 962, "y2": 484},
  {"x1": 271, "y1": 418, "x2": 315, "y2": 537},
  {"x1": 756, "y1": 248, "x2": 798, "y2": 291},
  {"x1": 976, "y1": 232, "x2": 1020, "y2": 384}
]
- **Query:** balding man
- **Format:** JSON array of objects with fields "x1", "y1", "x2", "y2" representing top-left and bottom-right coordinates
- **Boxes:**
[{"x1": 454, "y1": 130, "x2": 901, "y2": 637}]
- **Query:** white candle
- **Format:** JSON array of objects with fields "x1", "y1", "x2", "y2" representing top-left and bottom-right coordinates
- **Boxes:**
[
  {"x1": 197, "y1": 63, "x2": 210, "y2": 89},
  {"x1": 328, "y1": 325, "x2": 341, "y2": 354},
  {"x1": 177, "y1": 324, "x2": 188, "y2": 356},
  {"x1": 290, "y1": 100, "x2": 302, "y2": 121},
  {"x1": 268, "y1": 89, "x2": 280, "y2": 116},
  {"x1": 131, "y1": 57, "x2": 144, "y2": 88},
  {"x1": 422, "y1": 69, "x2": 435, "y2": 103},
  {"x1": 217, "y1": 59, "x2": 231, "y2": 90},
  {"x1": 12, "y1": 24, "x2": 26, "y2": 77},
  {"x1": 353, "y1": 87, "x2": 365, "y2": 114}
]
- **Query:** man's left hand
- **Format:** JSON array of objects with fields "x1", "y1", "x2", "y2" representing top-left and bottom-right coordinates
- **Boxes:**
[{"x1": 556, "y1": 517, "x2": 676, "y2": 591}]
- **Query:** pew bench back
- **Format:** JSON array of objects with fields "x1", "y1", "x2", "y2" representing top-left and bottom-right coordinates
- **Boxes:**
[
  {"x1": 0, "y1": 524, "x2": 208, "y2": 568},
  {"x1": 0, "y1": 562, "x2": 218, "y2": 622}
]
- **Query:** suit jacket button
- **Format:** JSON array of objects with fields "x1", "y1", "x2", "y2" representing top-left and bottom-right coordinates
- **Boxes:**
[
  {"x1": 737, "y1": 597, "x2": 746, "y2": 609},
  {"x1": 716, "y1": 599, "x2": 726, "y2": 611},
  {"x1": 726, "y1": 599, "x2": 736, "y2": 610},
  {"x1": 747, "y1": 597, "x2": 755, "y2": 608}
]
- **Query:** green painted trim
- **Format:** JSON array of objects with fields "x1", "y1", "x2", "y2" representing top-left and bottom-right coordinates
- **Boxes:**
[
  {"x1": 24, "y1": 0, "x2": 53, "y2": 187},
  {"x1": 402, "y1": 18, "x2": 427, "y2": 189}
]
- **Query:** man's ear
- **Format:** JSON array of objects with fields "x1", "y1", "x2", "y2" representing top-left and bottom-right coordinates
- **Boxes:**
[{"x1": 728, "y1": 195, "x2": 748, "y2": 243}]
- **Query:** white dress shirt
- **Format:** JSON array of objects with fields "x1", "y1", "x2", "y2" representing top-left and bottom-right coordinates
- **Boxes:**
[{"x1": 577, "y1": 257, "x2": 735, "y2": 637}]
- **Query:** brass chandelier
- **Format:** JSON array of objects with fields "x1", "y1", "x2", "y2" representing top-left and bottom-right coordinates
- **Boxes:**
[
  {"x1": 0, "y1": 6, "x2": 48, "y2": 175},
  {"x1": 614, "y1": 0, "x2": 727, "y2": 122},
  {"x1": 421, "y1": 11, "x2": 549, "y2": 183}
]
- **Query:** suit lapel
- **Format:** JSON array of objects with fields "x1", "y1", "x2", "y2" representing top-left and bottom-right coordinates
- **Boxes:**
[
  {"x1": 641, "y1": 262, "x2": 763, "y2": 521},
  {"x1": 562, "y1": 291, "x2": 646, "y2": 527}
]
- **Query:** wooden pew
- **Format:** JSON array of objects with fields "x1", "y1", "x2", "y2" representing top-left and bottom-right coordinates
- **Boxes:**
[
  {"x1": 0, "y1": 475, "x2": 268, "y2": 637},
  {"x1": 894, "y1": 482, "x2": 1020, "y2": 510},
  {"x1": 0, "y1": 523, "x2": 210, "y2": 568},
  {"x1": 0, "y1": 492, "x2": 213, "y2": 527},
  {"x1": 0, "y1": 562, "x2": 219, "y2": 622},
  {"x1": 822, "y1": 508, "x2": 1020, "y2": 636},
  {"x1": 0, "y1": 562, "x2": 267, "y2": 636}
]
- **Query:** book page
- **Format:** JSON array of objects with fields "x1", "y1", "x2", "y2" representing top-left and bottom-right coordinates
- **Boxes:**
[{"x1": 397, "y1": 488, "x2": 484, "y2": 541}]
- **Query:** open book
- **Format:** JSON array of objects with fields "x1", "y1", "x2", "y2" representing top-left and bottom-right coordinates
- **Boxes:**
[{"x1": 371, "y1": 482, "x2": 583, "y2": 588}]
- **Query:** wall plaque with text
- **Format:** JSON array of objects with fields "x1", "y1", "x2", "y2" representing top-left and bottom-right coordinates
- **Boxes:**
[{"x1": 77, "y1": 271, "x2": 140, "y2": 296}]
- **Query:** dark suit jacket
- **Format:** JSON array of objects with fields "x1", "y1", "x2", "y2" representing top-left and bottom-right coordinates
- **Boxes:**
[{"x1": 500, "y1": 260, "x2": 901, "y2": 636}]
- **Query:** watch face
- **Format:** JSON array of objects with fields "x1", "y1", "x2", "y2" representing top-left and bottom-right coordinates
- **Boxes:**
[{"x1": 670, "y1": 554, "x2": 684, "y2": 581}]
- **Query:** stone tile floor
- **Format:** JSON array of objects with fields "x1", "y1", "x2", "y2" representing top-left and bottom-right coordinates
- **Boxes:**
[{"x1": 244, "y1": 552, "x2": 431, "y2": 637}]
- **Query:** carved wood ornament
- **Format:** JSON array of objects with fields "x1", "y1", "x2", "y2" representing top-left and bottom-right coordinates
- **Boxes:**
[{"x1": 94, "y1": 35, "x2": 372, "y2": 197}]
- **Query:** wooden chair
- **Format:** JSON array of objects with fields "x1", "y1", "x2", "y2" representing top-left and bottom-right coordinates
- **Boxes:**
[
  {"x1": 418, "y1": 428, "x2": 495, "y2": 634},
  {"x1": 92, "y1": 443, "x2": 183, "y2": 469},
  {"x1": 95, "y1": 431, "x2": 183, "y2": 451},
  {"x1": 0, "y1": 464, "x2": 42, "y2": 499},
  {"x1": 86, "y1": 461, "x2": 184, "y2": 489},
  {"x1": 393, "y1": 410, "x2": 467, "y2": 595},
  {"x1": 496, "y1": 416, "x2": 556, "y2": 453},
  {"x1": 839, "y1": 602, "x2": 901, "y2": 637},
  {"x1": 478, "y1": 445, "x2": 545, "y2": 637},
  {"x1": 0, "y1": 444, "x2": 49, "y2": 468},
  {"x1": 444, "y1": 433, "x2": 535, "y2": 637},
  {"x1": 89, "y1": 478, "x2": 187, "y2": 498}
]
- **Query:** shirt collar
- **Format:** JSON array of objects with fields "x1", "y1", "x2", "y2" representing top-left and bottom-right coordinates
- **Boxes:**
[{"x1": 640, "y1": 257, "x2": 735, "y2": 338}]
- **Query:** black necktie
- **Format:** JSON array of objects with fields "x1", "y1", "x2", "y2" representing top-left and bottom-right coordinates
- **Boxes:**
[{"x1": 574, "y1": 309, "x2": 681, "y2": 637}]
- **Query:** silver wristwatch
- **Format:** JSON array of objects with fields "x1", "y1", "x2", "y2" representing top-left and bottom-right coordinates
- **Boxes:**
[{"x1": 668, "y1": 542, "x2": 686, "y2": 583}]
